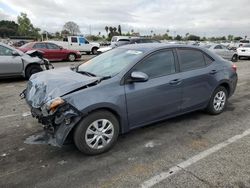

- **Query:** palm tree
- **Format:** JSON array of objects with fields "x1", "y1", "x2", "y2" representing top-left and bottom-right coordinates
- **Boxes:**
[{"x1": 105, "y1": 26, "x2": 109, "y2": 34}]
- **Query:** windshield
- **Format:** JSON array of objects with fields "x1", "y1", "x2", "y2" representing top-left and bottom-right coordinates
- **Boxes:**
[{"x1": 78, "y1": 48, "x2": 144, "y2": 77}]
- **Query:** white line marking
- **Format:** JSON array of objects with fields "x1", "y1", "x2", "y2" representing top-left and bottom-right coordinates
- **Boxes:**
[
  {"x1": 0, "y1": 112, "x2": 31, "y2": 119},
  {"x1": 141, "y1": 128, "x2": 250, "y2": 188},
  {"x1": 0, "y1": 114, "x2": 19, "y2": 119}
]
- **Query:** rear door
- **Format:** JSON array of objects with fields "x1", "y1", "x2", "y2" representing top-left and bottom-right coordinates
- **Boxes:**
[
  {"x1": 0, "y1": 45, "x2": 23, "y2": 75},
  {"x1": 33, "y1": 43, "x2": 48, "y2": 58},
  {"x1": 46, "y1": 43, "x2": 66, "y2": 60},
  {"x1": 176, "y1": 48, "x2": 218, "y2": 111},
  {"x1": 124, "y1": 49, "x2": 182, "y2": 128}
]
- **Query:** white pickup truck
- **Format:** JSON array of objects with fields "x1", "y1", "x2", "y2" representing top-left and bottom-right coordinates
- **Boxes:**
[{"x1": 48, "y1": 36, "x2": 100, "y2": 55}]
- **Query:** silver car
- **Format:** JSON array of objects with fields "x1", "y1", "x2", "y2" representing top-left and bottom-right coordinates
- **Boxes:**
[
  {"x1": 0, "y1": 42, "x2": 46, "y2": 79},
  {"x1": 203, "y1": 44, "x2": 238, "y2": 62}
]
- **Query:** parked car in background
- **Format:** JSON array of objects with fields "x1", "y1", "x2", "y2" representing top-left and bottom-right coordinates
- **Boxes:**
[
  {"x1": 203, "y1": 44, "x2": 238, "y2": 62},
  {"x1": 111, "y1": 36, "x2": 139, "y2": 45},
  {"x1": 48, "y1": 36, "x2": 100, "y2": 55},
  {"x1": 0, "y1": 42, "x2": 49, "y2": 79},
  {"x1": 237, "y1": 44, "x2": 250, "y2": 59},
  {"x1": 19, "y1": 42, "x2": 81, "y2": 62},
  {"x1": 97, "y1": 38, "x2": 160, "y2": 54},
  {"x1": 23, "y1": 44, "x2": 237, "y2": 155}
]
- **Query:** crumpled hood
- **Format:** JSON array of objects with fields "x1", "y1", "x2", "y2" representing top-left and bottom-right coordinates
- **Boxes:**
[
  {"x1": 22, "y1": 54, "x2": 42, "y2": 64},
  {"x1": 25, "y1": 67, "x2": 99, "y2": 108}
]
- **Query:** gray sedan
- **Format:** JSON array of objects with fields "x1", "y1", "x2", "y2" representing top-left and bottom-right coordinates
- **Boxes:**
[
  {"x1": 0, "y1": 42, "x2": 45, "y2": 79},
  {"x1": 203, "y1": 44, "x2": 238, "y2": 62},
  {"x1": 23, "y1": 44, "x2": 237, "y2": 155}
]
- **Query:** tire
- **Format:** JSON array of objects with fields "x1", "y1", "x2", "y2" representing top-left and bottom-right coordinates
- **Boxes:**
[
  {"x1": 25, "y1": 64, "x2": 42, "y2": 79},
  {"x1": 206, "y1": 86, "x2": 228, "y2": 115},
  {"x1": 68, "y1": 53, "x2": 76, "y2": 62},
  {"x1": 74, "y1": 110, "x2": 120, "y2": 155},
  {"x1": 231, "y1": 54, "x2": 238, "y2": 62},
  {"x1": 91, "y1": 47, "x2": 98, "y2": 55}
]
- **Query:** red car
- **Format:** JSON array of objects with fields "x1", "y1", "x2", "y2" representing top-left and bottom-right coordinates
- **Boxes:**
[{"x1": 19, "y1": 42, "x2": 81, "y2": 62}]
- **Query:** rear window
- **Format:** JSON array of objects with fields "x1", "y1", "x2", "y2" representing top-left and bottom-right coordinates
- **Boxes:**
[
  {"x1": 243, "y1": 44, "x2": 250, "y2": 48},
  {"x1": 178, "y1": 49, "x2": 206, "y2": 71},
  {"x1": 33, "y1": 43, "x2": 47, "y2": 49}
]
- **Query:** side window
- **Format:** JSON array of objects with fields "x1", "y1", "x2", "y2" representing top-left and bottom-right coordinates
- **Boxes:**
[
  {"x1": 33, "y1": 43, "x2": 47, "y2": 49},
  {"x1": 133, "y1": 50, "x2": 176, "y2": 79},
  {"x1": 0, "y1": 45, "x2": 13, "y2": 56},
  {"x1": 178, "y1": 49, "x2": 206, "y2": 71},
  {"x1": 71, "y1": 37, "x2": 78, "y2": 43},
  {"x1": 63, "y1": 38, "x2": 68, "y2": 42},
  {"x1": 46, "y1": 43, "x2": 60, "y2": 49},
  {"x1": 204, "y1": 54, "x2": 214, "y2": 64},
  {"x1": 214, "y1": 45, "x2": 222, "y2": 49},
  {"x1": 111, "y1": 37, "x2": 117, "y2": 42},
  {"x1": 79, "y1": 37, "x2": 86, "y2": 44}
]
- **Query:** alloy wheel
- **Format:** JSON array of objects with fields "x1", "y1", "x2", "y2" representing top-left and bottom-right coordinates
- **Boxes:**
[{"x1": 85, "y1": 119, "x2": 114, "y2": 149}]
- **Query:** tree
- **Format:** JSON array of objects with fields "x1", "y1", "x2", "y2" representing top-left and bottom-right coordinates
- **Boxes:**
[
  {"x1": 174, "y1": 34, "x2": 182, "y2": 41},
  {"x1": 63, "y1": 21, "x2": 80, "y2": 35},
  {"x1": 0, "y1": 20, "x2": 19, "y2": 38},
  {"x1": 187, "y1": 34, "x2": 200, "y2": 41},
  {"x1": 17, "y1": 12, "x2": 40, "y2": 37},
  {"x1": 105, "y1": 26, "x2": 109, "y2": 34},
  {"x1": 118, "y1": 25, "x2": 122, "y2": 35},
  {"x1": 234, "y1": 36, "x2": 242, "y2": 41},
  {"x1": 228, "y1": 35, "x2": 234, "y2": 41}
]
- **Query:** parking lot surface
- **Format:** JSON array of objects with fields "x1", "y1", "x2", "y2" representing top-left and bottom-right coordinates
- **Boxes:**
[{"x1": 0, "y1": 57, "x2": 250, "y2": 188}]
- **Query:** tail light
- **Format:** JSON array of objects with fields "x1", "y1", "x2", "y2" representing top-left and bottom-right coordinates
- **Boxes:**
[{"x1": 232, "y1": 64, "x2": 237, "y2": 72}]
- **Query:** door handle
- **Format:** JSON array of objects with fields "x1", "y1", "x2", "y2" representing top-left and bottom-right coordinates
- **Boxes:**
[
  {"x1": 169, "y1": 79, "x2": 182, "y2": 85},
  {"x1": 209, "y1": 70, "x2": 217, "y2": 75}
]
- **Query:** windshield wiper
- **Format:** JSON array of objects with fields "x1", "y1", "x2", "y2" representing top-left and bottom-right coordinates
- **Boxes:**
[{"x1": 76, "y1": 70, "x2": 97, "y2": 77}]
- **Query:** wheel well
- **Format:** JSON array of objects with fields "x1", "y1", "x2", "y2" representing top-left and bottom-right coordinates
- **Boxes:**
[
  {"x1": 88, "y1": 108, "x2": 121, "y2": 131},
  {"x1": 25, "y1": 63, "x2": 41, "y2": 77},
  {"x1": 91, "y1": 47, "x2": 98, "y2": 51},
  {"x1": 65, "y1": 107, "x2": 122, "y2": 144},
  {"x1": 219, "y1": 82, "x2": 230, "y2": 95}
]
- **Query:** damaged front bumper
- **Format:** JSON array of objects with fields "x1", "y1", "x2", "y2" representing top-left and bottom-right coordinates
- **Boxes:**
[{"x1": 27, "y1": 103, "x2": 82, "y2": 147}]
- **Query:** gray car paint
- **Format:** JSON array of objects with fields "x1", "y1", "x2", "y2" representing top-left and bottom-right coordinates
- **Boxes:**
[
  {"x1": 24, "y1": 44, "x2": 238, "y2": 146},
  {"x1": 0, "y1": 42, "x2": 43, "y2": 78},
  {"x1": 205, "y1": 44, "x2": 237, "y2": 60}
]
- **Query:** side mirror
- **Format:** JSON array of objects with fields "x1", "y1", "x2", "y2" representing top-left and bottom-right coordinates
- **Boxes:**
[
  {"x1": 12, "y1": 51, "x2": 20, "y2": 56},
  {"x1": 85, "y1": 41, "x2": 89, "y2": 44},
  {"x1": 130, "y1": 71, "x2": 149, "y2": 82},
  {"x1": 59, "y1": 46, "x2": 63, "y2": 50}
]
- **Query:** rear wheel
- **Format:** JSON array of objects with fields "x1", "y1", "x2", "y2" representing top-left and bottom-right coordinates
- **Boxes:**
[
  {"x1": 25, "y1": 64, "x2": 42, "y2": 79},
  {"x1": 231, "y1": 54, "x2": 238, "y2": 62},
  {"x1": 206, "y1": 86, "x2": 228, "y2": 115},
  {"x1": 74, "y1": 110, "x2": 119, "y2": 155},
  {"x1": 91, "y1": 47, "x2": 98, "y2": 55},
  {"x1": 68, "y1": 53, "x2": 76, "y2": 62}
]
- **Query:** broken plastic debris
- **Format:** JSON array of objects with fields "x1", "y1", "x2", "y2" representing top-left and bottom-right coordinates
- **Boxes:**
[
  {"x1": 58, "y1": 160, "x2": 67, "y2": 165},
  {"x1": 18, "y1": 148, "x2": 25, "y2": 151},
  {"x1": 145, "y1": 141, "x2": 162, "y2": 148},
  {"x1": 22, "y1": 112, "x2": 31, "y2": 117},
  {"x1": 24, "y1": 132, "x2": 58, "y2": 146},
  {"x1": 1, "y1": 153, "x2": 8, "y2": 157}
]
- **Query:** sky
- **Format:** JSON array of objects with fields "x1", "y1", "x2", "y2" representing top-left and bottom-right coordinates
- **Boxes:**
[{"x1": 0, "y1": 0, "x2": 250, "y2": 37}]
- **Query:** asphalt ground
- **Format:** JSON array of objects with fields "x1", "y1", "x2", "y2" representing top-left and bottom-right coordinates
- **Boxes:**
[{"x1": 0, "y1": 57, "x2": 250, "y2": 188}]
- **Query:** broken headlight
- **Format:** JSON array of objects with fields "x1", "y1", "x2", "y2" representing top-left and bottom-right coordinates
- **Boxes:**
[{"x1": 45, "y1": 97, "x2": 65, "y2": 112}]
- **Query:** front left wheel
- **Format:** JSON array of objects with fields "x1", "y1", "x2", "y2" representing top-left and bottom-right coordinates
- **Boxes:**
[{"x1": 74, "y1": 110, "x2": 120, "y2": 155}]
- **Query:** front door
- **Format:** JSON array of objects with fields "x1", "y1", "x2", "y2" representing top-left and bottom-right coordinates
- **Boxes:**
[
  {"x1": 124, "y1": 50, "x2": 182, "y2": 128},
  {"x1": 0, "y1": 45, "x2": 22, "y2": 75}
]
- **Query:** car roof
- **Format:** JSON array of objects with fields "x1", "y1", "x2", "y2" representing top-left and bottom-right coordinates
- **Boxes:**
[{"x1": 118, "y1": 43, "x2": 204, "y2": 52}]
